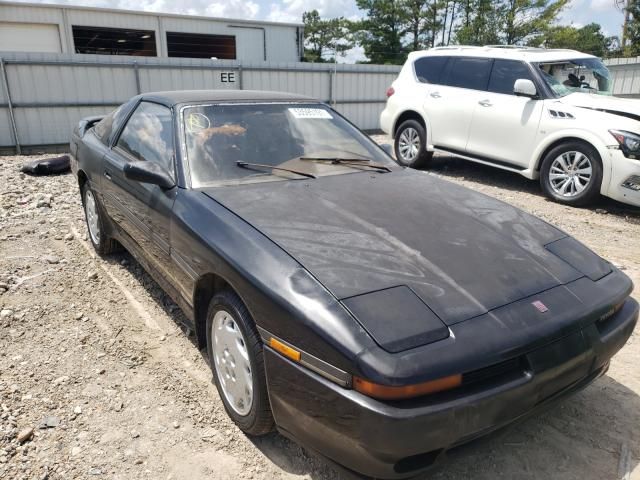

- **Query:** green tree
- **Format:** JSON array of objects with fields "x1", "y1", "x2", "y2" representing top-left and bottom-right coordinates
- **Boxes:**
[
  {"x1": 625, "y1": 0, "x2": 640, "y2": 56},
  {"x1": 402, "y1": 0, "x2": 446, "y2": 50},
  {"x1": 354, "y1": 0, "x2": 408, "y2": 64},
  {"x1": 455, "y1": 0, "x2": 502, "y2": 45},
  {"x1": 532, "y1": 23, "x2": 619, "y2": 57},
  {"x1": 455, "y1": 0, "x2": 567, "y2": 45},
  {"x1": 302, "y1": 10, "x2": 353, "y2": 62},
  {"x1": 503, "y1": 0, "x2": 568, "y2": 45}
]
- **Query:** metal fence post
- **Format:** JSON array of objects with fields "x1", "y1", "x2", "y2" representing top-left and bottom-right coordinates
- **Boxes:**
[
  {"x1": 0, "y1": 58, "x2": 21, "y2": 155},
  {"x1": 238, "y1": 64, "x2": 243, "y2": 90},
  {"x1": 133, "y1": 61, "x2": 141, "y2": 94},
  {"x1": 328, "y1": 68, "x2": 334, "y2": 105}
]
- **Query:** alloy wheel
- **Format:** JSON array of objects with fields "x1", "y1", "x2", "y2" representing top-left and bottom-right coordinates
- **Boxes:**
[
  {"x1": 398, "y1": 127, "x2": 420, "y2": 162},
  {"x1": 548, "y1": 150, "x2": 593, "y2": 197}
]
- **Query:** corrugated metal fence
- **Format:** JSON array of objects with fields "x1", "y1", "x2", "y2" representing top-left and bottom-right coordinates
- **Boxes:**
[
  {"x1": 0, "y1": 52, "x2": 401, "y2": 153},
  {"x1": 1, "y1": 53, "x2": 639, "y2": 153},
  {"x1": 604, "y1": 57, "x2": 640, "y2": 99}
]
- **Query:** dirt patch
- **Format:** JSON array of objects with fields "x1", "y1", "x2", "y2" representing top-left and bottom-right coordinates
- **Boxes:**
[{"x1": 0, "y1": 148, "x2": 638, "y2": 480}]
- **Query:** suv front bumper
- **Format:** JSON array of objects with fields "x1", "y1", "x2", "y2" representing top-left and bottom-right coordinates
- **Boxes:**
[{"x1": 605, "y1": 149, "x2": 640, "y2": 207}]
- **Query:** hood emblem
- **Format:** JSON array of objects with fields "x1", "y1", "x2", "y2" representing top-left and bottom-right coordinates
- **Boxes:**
[{"x1": 532, "y1": 300, "x2": 549, "y2": 313}]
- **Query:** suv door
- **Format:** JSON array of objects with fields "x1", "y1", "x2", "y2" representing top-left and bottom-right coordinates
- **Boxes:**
[
  {"x1": 425, "y1": 56, "x2": 493, "y2": 151},
  {"x1": 465, "y1": 59, "x2": 544, "y2": 169}
]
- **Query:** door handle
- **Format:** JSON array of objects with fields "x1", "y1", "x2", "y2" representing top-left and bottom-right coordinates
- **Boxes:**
[
  {"x1": 430, "y1": 92, "x2": 441, "y2": 98},
  {"x1": 478, "y1": 100, "x2": 493, "y2": 107},
  {"x1": 104, "y1": 171, "x2": 112, "y2": 181}
]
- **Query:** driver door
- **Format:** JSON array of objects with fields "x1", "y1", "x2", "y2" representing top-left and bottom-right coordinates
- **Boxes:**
[{"x1": 105, "y1": 101, "x2": 177, "y2": 269}]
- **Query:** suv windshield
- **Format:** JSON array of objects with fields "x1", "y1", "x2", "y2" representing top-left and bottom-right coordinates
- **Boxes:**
[
  {"x1": 537, "y1": 58, "x2": 612, "y2": 97},
  {"x1": 183, "y1": 103, "x2": 394, "y2": 187}
]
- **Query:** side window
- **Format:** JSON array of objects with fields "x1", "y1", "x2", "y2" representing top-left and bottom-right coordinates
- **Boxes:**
[
  {"x1": 93, "y1": 107, "x2": 119, "y2": 142},
  {"x1": 116, "y1": 102, "x2": 174, "y2": 174},
  {"x1": 414, "y1": 56, "x2": 449, "y2": 84},
  {"x1": 107, "y1": 99, "x2": 137, "y2": 145},
  {"x1": 488, "y1": 59, "x2": 535, "y2": 95},
  {"x1": 444, "y1": 57, "x2": 493, "y2": 91}
]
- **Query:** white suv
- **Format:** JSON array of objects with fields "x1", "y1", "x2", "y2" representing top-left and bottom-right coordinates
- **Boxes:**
[{"x1": 380, "y1": 46, "x2": 640, "y2": 207}]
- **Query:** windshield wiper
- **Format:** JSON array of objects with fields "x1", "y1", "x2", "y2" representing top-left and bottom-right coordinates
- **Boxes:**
[
  {"x1": 300, "y1": 157, "x2": 392, "y2": 173},
  {"x1": 236, "y1": 161, "x2": 316, "y2": 179}
]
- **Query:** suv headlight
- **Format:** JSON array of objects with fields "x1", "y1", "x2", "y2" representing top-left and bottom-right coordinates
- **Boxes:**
[{"x1": 609, "y1": 130, "x2": 640, "y2": 159}]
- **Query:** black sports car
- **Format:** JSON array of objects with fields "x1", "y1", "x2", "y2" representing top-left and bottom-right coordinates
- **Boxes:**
[{"x1": 70, "y1": 90, "x2": 638, "y2": 479}]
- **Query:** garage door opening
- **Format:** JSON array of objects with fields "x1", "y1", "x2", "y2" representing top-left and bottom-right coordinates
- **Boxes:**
[
  {"x1": 72, "y1": 26, "x2": 157, "y2": 56},
  {"x1": 166, "y1": 32, "x2": 236, "y2": 59}
]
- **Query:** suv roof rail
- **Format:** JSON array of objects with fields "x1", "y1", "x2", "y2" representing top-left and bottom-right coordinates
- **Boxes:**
[
  {"x1": 483, "y1": 45, "x2": 545, "y2": 50},
  {"x1": 430, "y1": 45, "x2": 484, "y2": 51}
]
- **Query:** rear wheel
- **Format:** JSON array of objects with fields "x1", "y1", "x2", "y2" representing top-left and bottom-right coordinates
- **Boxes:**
[
  {"x1": 540, "y1": 141, "x2": 602, "y2": 206},
  {"x1": 82, "y1": 182, "x2": 120, "y2": 255},
  {"x1": 394, "y1": 119, "x2": 433, "y2": 169},
  {"x1": 206, "y1": 290, "x2": 274, "y2": 436}
]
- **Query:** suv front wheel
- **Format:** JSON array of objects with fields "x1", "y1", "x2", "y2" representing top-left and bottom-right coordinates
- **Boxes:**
[
  {"x1": 394, "y1": 119, "x2": 433, "y2": 169},
  {"x1": 540, "y1": 141, "x2": 603, "y2": 207}
]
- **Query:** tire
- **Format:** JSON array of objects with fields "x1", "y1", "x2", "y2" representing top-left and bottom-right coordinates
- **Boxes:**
[
  {"x1": 539, "y1": 141, "x2": 603, "y2": 207},
  {"x1": 394, "y1": 119, "x2": 433, "y2": 169},
  {"x1": 81, "y1": 181, "x2": 120, "y2": 255},
  {"x1": 206, "y1": 290, "x2": 274, "y2": 436}
]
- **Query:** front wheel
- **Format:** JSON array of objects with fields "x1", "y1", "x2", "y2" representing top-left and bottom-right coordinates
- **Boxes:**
[
  {"x1": 206, "y1": 290, "x2": 274, "y2": 436},
  {"x1": 394, "y1": 119, "x2": 433, "y2": 169},
  {"x1": 539, "y1": 141, "x2": 603, "y2": 207}
]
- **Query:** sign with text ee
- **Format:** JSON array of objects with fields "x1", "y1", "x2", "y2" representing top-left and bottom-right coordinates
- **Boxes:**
[{"x1": 220, "y1": 72, "x2": 236, "y2": 83}]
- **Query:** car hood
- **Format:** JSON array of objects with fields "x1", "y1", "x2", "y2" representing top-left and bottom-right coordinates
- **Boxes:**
[
  {"x1": 202, "y1": 170, "x2": 610, "y2": 351},
  {"x1": 560, "y1": 92, "x2": 640, "y2": 121}
]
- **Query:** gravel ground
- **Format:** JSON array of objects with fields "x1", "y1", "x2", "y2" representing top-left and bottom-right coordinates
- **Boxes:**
[{"x1": 0, "y1": 143, "x2": 639, "y2": 480}]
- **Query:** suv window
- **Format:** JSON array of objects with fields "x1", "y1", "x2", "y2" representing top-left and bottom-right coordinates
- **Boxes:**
[
  {"x1": 116, "y1": 101, "x2": 174, "y2": 174},
  {"x1": 444, "y1": 57, "x2": 493, "y2": 91},
  {"x1": 488, "y1": 59, "x2": 535, "y2": 95},
  {"x1": 414, "y1": 56, "x2": 449, "y2": 84}
]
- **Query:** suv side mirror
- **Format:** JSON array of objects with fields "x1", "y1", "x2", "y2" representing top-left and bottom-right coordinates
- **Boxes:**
[
  {"x1": 513, "y1": 79, "x2": 537, "y2": 98},
  {"x1": 123, "y1": 160, "x2": 175, "y2": 189}
]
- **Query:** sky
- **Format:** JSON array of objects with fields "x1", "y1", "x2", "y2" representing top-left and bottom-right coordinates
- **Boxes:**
[{"x1": 10, "y1": 0, "x2": 627, "y2": 62}]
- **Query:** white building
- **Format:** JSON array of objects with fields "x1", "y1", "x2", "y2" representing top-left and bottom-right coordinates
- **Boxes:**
[{"x1": 0, "y1": 1, "x2": 304, "y2": 62}]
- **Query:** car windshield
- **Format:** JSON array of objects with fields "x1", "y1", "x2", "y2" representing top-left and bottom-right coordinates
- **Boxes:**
[
  {"x1": 537, "y1": 58, "x2": 612, "y2": 97},
  {"x1": 183, "y1": 102, "x2": 395, "y2": 187}
]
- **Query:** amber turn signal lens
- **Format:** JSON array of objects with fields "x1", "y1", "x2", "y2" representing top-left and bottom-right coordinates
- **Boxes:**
[
  {"x1": 353, "y1": 374, "x2": 462, "y2": 400},
  {"x1": 269, "y1": 337, "x2": 301, "y2": 362}
]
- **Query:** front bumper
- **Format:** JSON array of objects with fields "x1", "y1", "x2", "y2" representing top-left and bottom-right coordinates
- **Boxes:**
[
  {"x1": 264, "y1": 296, "x2": 638, "y2": 479},
  {"x1": 604, "y1": 149, "x2": 640, "y2": 207}
]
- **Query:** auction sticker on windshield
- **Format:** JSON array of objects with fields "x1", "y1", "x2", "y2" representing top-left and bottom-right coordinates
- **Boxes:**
[
  {"x1": 288, "y1": 108, "x2": 333, "y2": 119},
  {"x1": 186, "y1": 112, "x2": 211, "y2": 133}
]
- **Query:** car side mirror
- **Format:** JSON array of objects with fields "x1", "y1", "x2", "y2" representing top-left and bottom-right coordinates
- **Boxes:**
[
  {"x1": 123, "y1": 160, "x2": 175, "y2": 189},
  {"x1": 380, "y1": 143, "x2": 393, "y2": 156},
  {"x1": 513, "y1": 79, "x2": 537, "y2": 98}
]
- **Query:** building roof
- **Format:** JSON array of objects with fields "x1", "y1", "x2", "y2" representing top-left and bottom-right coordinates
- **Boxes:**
[
  {"x1": 142, "y1": 90, "x2": 316, "y2": 107},
  {"x1": 410, "y1": 46, "x2": 596, "y2": 63},
  {"x1": 0, "y1": 1, "x2": 304, "y2": 28}
]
